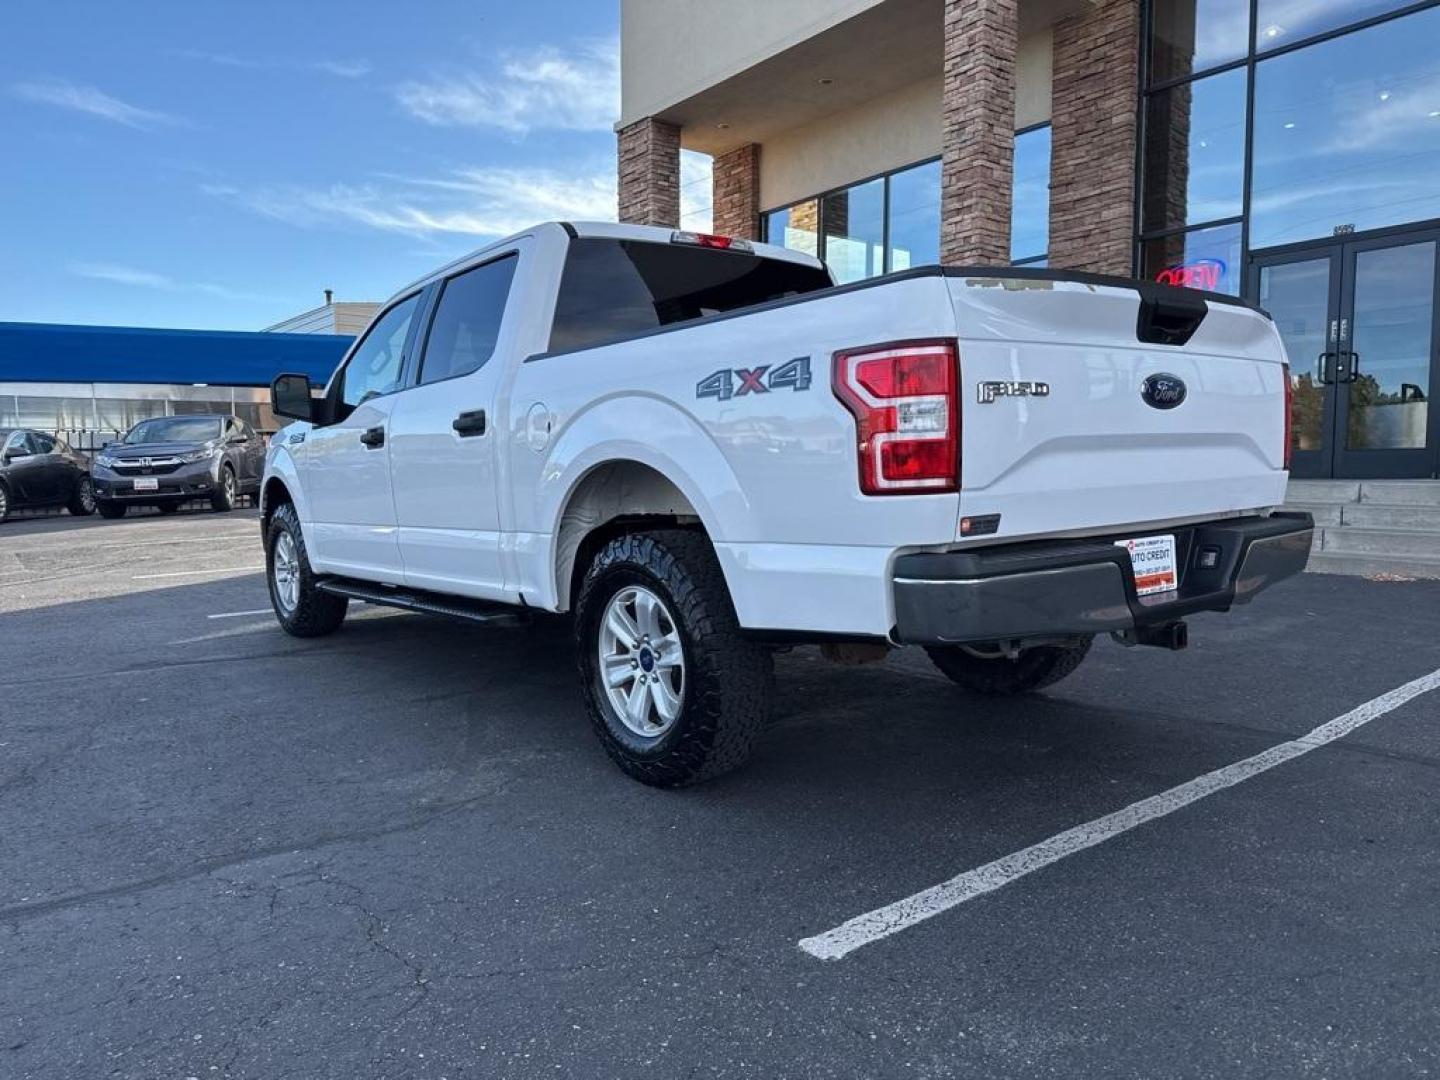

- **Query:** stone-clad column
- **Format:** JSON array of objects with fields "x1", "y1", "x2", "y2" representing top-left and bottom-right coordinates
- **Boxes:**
[
  {"x1": 617, "y1": 117, "x2": 681, "y2": 228},
  {"x1": 940, "y1": 0, "x2": 1019, "y2": 265},
  {"x1": 712, "y1": 143, "x2": 761, "y2": 240}
]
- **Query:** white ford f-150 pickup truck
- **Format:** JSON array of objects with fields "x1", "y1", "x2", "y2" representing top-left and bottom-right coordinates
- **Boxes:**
[{"x1": 260, "y1": 221, "x2": 1313, "y2": 786}]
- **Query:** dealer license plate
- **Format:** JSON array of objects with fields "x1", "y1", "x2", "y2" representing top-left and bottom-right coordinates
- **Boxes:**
[
  {"x1": 132, "y1": 477, "x2": 159, "y2": 492},
  {"x1": 1116, "y1": 534, "x2": 1178, "y2": 596}
]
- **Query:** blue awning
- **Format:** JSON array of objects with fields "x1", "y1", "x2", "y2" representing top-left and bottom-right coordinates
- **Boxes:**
[{"x1": 0, "y1": 321, "x2": 353, "y2": 387}]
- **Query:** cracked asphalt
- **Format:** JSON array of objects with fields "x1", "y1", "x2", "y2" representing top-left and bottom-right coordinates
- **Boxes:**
[{"x1": 2, "y1": 507, "x2": 1439, "y2": 1079}]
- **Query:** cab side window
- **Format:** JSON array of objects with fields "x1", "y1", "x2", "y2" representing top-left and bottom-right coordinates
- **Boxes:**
[
  {"x1": 417, "y1": 255, "x2": 518, "y2": 385},
  {"x1": 334, "y1": 294, "x2": 421, "y2": 418},
  {"x1": 30, "y1": 432, "x2": 55, "y2": 453}
]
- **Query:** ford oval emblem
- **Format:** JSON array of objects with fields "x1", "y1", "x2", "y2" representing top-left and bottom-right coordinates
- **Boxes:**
[{"x1": 1141, "y1": 373, "x2": 1187, "y2": 410}]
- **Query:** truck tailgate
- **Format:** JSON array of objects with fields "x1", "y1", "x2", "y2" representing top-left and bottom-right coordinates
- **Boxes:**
[{"x1": 946, "y1": 274, "x2": 1290, "y2": 542}]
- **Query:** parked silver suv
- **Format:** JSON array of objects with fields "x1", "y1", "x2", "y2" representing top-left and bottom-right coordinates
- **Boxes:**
[{"x1": 92, "y1": 414, "x2": 265, "y2": 517}]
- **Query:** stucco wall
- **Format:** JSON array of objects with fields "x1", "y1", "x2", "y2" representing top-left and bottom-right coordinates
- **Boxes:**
[
  {"x1": 621, "y1": 0, "x2": 888, "y2": 126},
  {"x1": 758, "y1": 29, "x2": 1053, "y2": 210}
]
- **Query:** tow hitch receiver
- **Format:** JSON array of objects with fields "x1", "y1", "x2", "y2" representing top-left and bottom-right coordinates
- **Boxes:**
[{"x1": 1113, "y1": 621, "x2": 1189, "y2": 651}]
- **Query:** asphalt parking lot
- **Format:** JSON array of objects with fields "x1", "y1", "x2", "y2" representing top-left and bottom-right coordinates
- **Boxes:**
[{"x1": 2, "y1": 509, "x2": 1438, "y2": 1079}]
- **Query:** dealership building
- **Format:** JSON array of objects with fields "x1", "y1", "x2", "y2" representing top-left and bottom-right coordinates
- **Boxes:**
[{"x1": 617, "y1": 0, "x2": 1440, "y2": 483}]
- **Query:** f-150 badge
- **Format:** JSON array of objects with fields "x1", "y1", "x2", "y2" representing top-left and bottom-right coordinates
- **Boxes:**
[{"x1": 977, "y1": 380, "x2": 1050, "y2": 404}]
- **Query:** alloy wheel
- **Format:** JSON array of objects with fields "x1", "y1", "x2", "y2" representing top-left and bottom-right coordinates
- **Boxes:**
[
  {"x1": 272, "y1": 532, "x2": 300, "y2": 614},
  {"x1": 597, "y1": 585, "x2": 686, "y2": 738}
]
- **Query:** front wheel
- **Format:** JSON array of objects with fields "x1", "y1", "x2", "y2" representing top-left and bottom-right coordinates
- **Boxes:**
[
  {"x1": 925, "y1": 638, "x2": 1093, "y2": 696},
  {"x1": 68, "y1": 476, "x2": 96, "y2": 516},
  {"x1": 211, "y1": 466, "x2": 237, "y2": 512},
  {"x1": 266, "y1": 502, "x2": 347, "y2": 637},
  {"x1": 575, "y1": 529, "x2": 773, "y2": 787}
]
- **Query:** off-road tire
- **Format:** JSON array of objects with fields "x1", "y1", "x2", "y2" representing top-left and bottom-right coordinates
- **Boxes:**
[
  {"x1": 67, "y1": 476, "x2": 97, "y2": 516},
  {"x1": 575, "y1": 529, "x2": 773, "y2": 787},
  {"x1": 925, "y1": 637, "x2": 1094, "y2": 696},
  {"x1": 266, "y1": 501, "x2": 347, "y2": 637},
  {"x1": 211, "y1": 466, "x2": 237, "y2": 513},
  {"x1": 96, "y1": 500, "x2": 127, "y2": 519}
]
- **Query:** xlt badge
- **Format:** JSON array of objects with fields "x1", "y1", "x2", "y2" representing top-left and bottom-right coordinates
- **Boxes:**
[{"x1": 977, "y1": 380, "x2": 1050, "y2": 405}]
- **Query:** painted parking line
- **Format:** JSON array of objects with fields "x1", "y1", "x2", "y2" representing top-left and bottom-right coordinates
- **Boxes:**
[
  {"x1": 131, "y1": 567, "x2": 264, "y2": 580},
  {"x1": 799, "y1": 665, "x2": 1440, "y2": 962},
  {"x1": 207, "y1": 609, "x2": 274, "y2": 620}
]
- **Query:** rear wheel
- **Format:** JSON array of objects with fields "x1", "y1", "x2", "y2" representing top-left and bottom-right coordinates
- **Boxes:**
[
  {"x1": 0, "y1": 482, "x2": 10, "y2": 523},
  {"x1": 266, "y1": 502, "x2": 347, "y2": 637},
  {"x1": 925, "y1": 638, "x2": 1093, "y2": 696},
  {"x1": 211, "y1": 466, "x2": 237, "y2": 513},
  {"x1": 575, "y1": 529, "x2": 773, "y2": 787},
  {"x1": 68, "y1": 476, "x2": 97, "y2": 516},
  {"x1": 96, "y1": 500, "x2": 127, "y2": 519}
]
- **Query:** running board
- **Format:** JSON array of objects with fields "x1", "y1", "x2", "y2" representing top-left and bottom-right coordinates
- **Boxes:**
[{"x1": 315, "y1": 577, "x2": 529, "y2": 627}]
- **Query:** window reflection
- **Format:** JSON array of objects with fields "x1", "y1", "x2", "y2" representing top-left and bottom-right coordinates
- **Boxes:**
[
  {"x1": 1347, "y1": 242, "x2": 1434, "y2": 451},
  {"x1": 1258, "y1": 258, "x2": 1331, "y2": 453},
  {"x1": 1150, "y1": 0, "x2": 1250, "y2": 83},
  {"x1": 1141, "y1": 220, "x2": 1243, "y2": 294},
  {"x1": 1251, "y1": 7, "x2": 1440, "y2": 249},
  {"x1": 822, "y1": 178, "x2": 885, "y2": 284},
  {"x1": 1011, "y1": 126, "x2": 1051, "y2": 263},
  {"x1": 764, "y1": 201, "x2": 819, "y2": 259},
  {"x1": 1256, "y1": 0, "x2": 1416, "y2": 51},
  {"x1": 1143, "y1": 66, "x2": 1247, "y2": 231},
  {"x1": 887, "y1": 160, "x2": 940, "y2": 271}
]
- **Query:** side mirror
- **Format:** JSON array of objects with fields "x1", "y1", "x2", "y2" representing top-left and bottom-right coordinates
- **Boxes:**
[{"x1": 271, "y1": 373, "x2": 316, "y2": 422}]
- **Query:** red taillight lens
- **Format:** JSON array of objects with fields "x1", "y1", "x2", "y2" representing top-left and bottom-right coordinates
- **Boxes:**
[
  {"x1": 671, "y1": 230, "x2": 753, "y2": 252},
  {"x1": 833, "y1": 340, "x2": 959, "y2": 495},
  {"x1": 1282, "y1": 362, "x2": 1294, "y2": 471}
]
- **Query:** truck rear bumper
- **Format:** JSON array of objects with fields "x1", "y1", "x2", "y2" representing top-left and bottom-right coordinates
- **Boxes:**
[{"x1": 891, "y1": 513, "x2": 1313, "y2": 646}]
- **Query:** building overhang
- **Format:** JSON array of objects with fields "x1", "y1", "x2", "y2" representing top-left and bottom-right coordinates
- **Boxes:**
[{"x1": 638, "y1": 0, "x2": 1094, "y2": 156}]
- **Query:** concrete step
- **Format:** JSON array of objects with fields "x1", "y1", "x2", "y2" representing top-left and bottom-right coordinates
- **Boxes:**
[
  {"x1": 1341, "y1": 503, "x2": 1440, "y2": 530},
  {"x1": 1285, "y1": 501, "x2": 1343, "y2": 526},
  {"x1": 1319, "y1": 526, "x2": 1440, "y2": 558},
  {"x1": 1305, "y1": 550, "x2": 1440, "y2": 580},
  {"x1": 1359, "y1": 480, "x2": 1440, "y2": 507},
  {"x1": 1286, "y1": 480, "x2": 1361, "y2": 505}
]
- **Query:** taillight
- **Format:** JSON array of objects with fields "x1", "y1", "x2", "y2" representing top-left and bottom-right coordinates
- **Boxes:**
[
  {"x1": 1282, "y1": 362, "x2": 1294, "y2": 470},
  {"x1": 833, "y1": 340, "x2": 960, "y2": 495}
]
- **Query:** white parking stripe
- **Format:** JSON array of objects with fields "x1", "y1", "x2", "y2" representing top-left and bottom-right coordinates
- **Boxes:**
[
  {"x1": 131, "y1": 567, "x2": 264, "y2": 580},
  {"x1": 207, "y1": 609, "x2": 273, "y2": 620},
  {"x1": 799, "y1": 666, "x2": 1440, "y2": 962}
]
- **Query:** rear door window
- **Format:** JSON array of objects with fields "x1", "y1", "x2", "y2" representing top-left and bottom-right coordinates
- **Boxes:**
[
  {"x1": 548, "y1": 239, "x2": 833, "y2": 354},
  {"x1": 417, "y1": 254, "x2": 518, "y2": 384}
]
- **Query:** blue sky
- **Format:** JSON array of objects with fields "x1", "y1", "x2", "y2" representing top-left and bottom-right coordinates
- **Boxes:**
[{"x1": 0, "y1": 0, "x2": 712, "y2": 331}]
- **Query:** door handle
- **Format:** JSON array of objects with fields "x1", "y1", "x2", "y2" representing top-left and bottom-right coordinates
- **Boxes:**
[
  {"x1": 452, "y1": 410, "x2": 487, "y2": 437},
  {"x1": 1317, "y1": 351, "x2": 1338, "y2": 386},
  {"x1": 359, "y1": 426, "x2": 385, "y2": 449},
  {"x1": 1342, "y1": 350, "x2": 1361, "y2": 384}
]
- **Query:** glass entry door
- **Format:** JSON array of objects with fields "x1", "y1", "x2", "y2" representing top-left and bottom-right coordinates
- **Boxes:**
[{"x1": 1252, "y1": 231, "x2": 1440, "y2": 479}]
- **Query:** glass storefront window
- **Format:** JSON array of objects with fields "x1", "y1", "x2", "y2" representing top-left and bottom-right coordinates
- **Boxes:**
[
  {"x1": 1250, "y1": 6, "x2": 1440, "y2": 250},
  {"x1": 1141, "y1": 220, "x2": 1243, "y2": 294},
  {"x1": 1142, "y1": 66, "x2": 1247, "y2": 232},
  {"x1": 821, "y1": 178, "x2": 885, "y2": 285},
  {"x1": 1150, "y1": 0, "x2": 1251, "y2": 83},
  {"x1": 1256, "y1": 0, "x2": 1417, "y2": 52},
  {"x1": 887, "y1": 160, "x2": 940, "y2": 271},
  {"x1": 1011, "y1": 126, "x2": 1051, "y2": 263},
  {"x1": 763, "y1": 201, "x2": 819, "y2": 259}
]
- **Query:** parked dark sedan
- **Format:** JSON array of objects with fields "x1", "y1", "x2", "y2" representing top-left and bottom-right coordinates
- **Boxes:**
[
  {"x1": 91, "y1": 414, "x2": 265, "y2": 518},
  {"x1": 0, "y1": 428, "x2": 96, "y2": 522}
]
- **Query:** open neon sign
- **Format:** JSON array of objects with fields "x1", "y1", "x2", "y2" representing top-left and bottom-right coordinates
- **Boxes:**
[{"x1": 1155, "y1": 258, "x2": 1227, "y2": 292}]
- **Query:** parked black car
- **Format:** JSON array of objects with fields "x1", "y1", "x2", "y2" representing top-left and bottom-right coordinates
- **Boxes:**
[
  {"x1": 91, "y1": 414, "x2": 265, "y2": 518},
  {"x1": 0, "y1": 428, "x2": 97, "y2": 522}
]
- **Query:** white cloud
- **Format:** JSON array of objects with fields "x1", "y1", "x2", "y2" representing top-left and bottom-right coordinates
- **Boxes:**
[
  {"x1": 71, "y1": 262, "x2": 277, "y2": 304},
  {"x1": 173, "y1": 49, "x2": 372, "y2": 79},
  {"x1": 12, "y1": 79, "x2": 183, "y2": 129},
  {"x1": 395, "y1": 39, "x2": 618, "y2": 134},
  {"x1": 206, "y1": 165, "x2": 619, "y2": 240}
]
